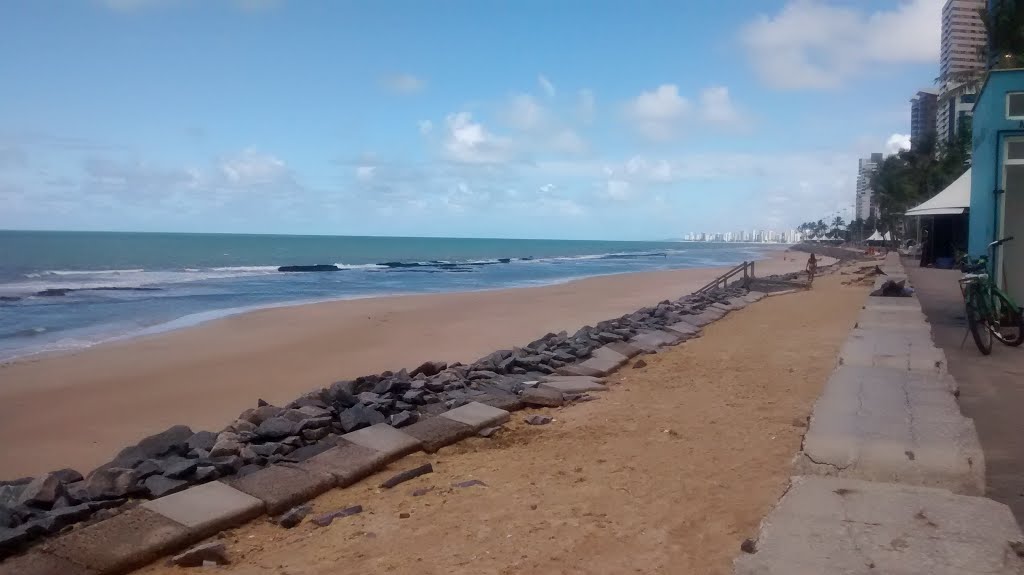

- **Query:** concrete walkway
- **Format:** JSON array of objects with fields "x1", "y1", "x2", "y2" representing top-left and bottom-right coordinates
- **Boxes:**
[
  {"x1": 905, "y1": 262, "x2": 1024, "y2": 526},
  {"x1": 737, "y1": 254, "x2": 1024, "y2": 574}
]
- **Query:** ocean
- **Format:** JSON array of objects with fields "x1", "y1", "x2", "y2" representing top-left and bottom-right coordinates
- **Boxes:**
[{"x1": 0, "y1": 230, "x2": 782, "y2": 362}]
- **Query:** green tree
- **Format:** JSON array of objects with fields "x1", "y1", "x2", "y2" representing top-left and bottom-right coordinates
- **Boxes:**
[{"x1": 830, "y1": 216, "x2": 846, "y2": 233}]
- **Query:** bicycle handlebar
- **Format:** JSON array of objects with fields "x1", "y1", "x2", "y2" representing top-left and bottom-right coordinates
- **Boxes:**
[{"x1": 990, "y1": 236, "x2": 1015, "y2": 248}]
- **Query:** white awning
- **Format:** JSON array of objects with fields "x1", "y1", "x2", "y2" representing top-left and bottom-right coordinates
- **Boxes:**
[
  {"x1": 905, "y1": 168, "x2": 971, "y2": 216},
  {"x1": 865, "y1": 231, "x2": 892, "y2": 242}
]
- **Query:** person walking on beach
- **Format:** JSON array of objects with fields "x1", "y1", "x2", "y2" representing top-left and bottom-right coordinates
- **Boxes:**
[{"x1": 806, "y1": 253, "x2": 818, "y2": 286}]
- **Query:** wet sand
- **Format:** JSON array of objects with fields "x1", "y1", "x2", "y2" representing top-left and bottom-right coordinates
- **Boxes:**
[{"x1": 0, "y1": 250, "x2": 821, "y2": 478}]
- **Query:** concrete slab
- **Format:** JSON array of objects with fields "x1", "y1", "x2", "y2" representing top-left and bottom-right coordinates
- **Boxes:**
[
  {"x1": 45, "y1": 507, "x2": 192, "y2": 575},
  {"x1": 710, "y1": 302, "x2": 734, "y2": 312},
  {"x1": 555, "y1": 363, "x2": 606, "y2": 377},
  {"x1": 604, "y1": 341, "x2": 644, "y2": 358},
  {"x1": 743, "y1": 291, "x2": 767, "y2": 303},
  {"x1": 0, "y1": 552, "x2": 96, "y2": 575},
  {"x1": 592, "y1": 345, "x2": 629, "y2": 363},
  {"x1": 795, "y1": 365, "x2": 983, "y2": 495},
  {"x1": 839, "y1": 327, "x2": 947, "y2": 374},
  {"x1": 864, "y1": 295, "x2": 922, "y2": 311},
  {"x1": 664, "y1": 321, "x2": 701, "y2": 338},
  {"x1": 226, "y1": 464, "x2": 335, "y2": 515},
  {"x1": 341, "y1": 423, "x2": 422, "y2": 461},
  {"x1": 629, "y1": 330, "x2": 681, "y2": 352},
  {"x1": 474, "y1": 393, "x2": 524, "y2": 412},
  {"x1": 440, "y1": 401, "x2": 511, "y2": 430},
  {"x1": 679, "y1": 309, "x2": 723, "y2": 328},
  {"x1": 733, "y1": 476, "x2": 1024, "y2": 575},
  {"x1": 540, "y1": 374, "x2": 605, "y2": 383},
  {"x1": 577, "y1": 348, "x2": 628, "y2": 376},
  {"x1": 539, "y1": 378, "x2": 609, "y2": 394},
  {"x1": 142, "y1": 479, "x2": 264, "y2": 539},
  {"x1": 400, "y1": 416, "x2": 476, "y2": 453},
  {"x1": 856, "y1": 308, "x2": 930, "y2": 330},
  {"x1": 298, "y1": 439, "x2": 388, "y2": 487}
]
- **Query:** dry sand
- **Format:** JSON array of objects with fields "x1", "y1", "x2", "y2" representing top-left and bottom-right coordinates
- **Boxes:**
[
  {"x1": 0, "y1": 250, "x2": 824, "y2": 478},
  {"x1": 136, "y1": 266, "x2": 868, "y2": 575}
]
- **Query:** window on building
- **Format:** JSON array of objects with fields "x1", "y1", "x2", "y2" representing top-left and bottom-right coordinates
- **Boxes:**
[{"x1": 1008, "y1": 92, "x2": 1024, "y2": 119}]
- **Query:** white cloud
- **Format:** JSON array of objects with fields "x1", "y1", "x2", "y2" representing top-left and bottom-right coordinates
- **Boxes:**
[
  {"x1": 550, "y1": 129, "x2": 586, "y2": 154},
  {"x1": 355, "y1": 165, "x2": 376, "y2": 182},
  {"x1": 699, "y1": 86, "x2": 742, "y2": 126},
  {"x1": 886, "y1": 133, "x2": 912, "y2": 154},
  {"x1": 577, "y1": 89, "x2": 596, "y2": 124},
  {"x1": 418, "y1": 120, "x2": 433, "y2": 135},
  {"x1": 742, "y1": 0, "x2": 943, "y2": 89},
  {"x1": 504, "y1": 94, "x2": 547, "y2": 132},
  {"x1": 383, "y1": 73, "x2": 425, "y2": 94},
  {"x1": 538, "y1": 75, "x2": 556, "y2": 98},
  {"x1": 218, "y1": 148, "x2": 288, "y2": 186},
  {"x1": 442, "y1": 112, "x2": 516, "y2": 165},
  {"x1": 626, "y1": 84, "x2": 690, "y2": 141},
  {"x1": 603, "y1": 180, "x2": 633, "y2": 201}
]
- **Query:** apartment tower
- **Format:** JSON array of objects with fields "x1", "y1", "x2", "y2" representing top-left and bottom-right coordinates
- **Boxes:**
[
  {"x1": 855, "y1": 153, "x2": 884, "y2": 223},
  {"x1": 937, "y1": 0, "x2": 987, "y2": 145}
]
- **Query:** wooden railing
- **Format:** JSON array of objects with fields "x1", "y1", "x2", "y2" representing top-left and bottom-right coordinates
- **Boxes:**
[{"x1": 695, "y1": 260, "x2": 755, "y2": 295}]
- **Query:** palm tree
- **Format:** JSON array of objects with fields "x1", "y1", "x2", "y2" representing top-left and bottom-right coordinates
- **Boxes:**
[{"x1": 830, "y1": 216, "x2": 845, "y2": 233}]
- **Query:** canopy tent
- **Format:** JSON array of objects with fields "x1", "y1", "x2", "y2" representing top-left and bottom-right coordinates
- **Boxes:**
[
  {"x1": 905, "y1": 168, "x2": 971, "y2": 216},
  {"x1": 865, "y1": 230, "x2": 891, "y2": 242}
]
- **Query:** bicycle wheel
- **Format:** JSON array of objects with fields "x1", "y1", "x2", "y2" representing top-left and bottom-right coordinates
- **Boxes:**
[
  {"x1": 966, "y1": 288, "x2": 993, "y2": 355},
  {"x1": 990, "y1": 290, "x2": 1024, "y2": 346}
]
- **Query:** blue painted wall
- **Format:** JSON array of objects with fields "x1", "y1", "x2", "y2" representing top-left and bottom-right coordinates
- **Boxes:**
[{"x1": 969, "y1": 69, "x2": 1024, "y2": 258}]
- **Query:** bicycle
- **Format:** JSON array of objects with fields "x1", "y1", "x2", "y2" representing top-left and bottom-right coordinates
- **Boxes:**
[{"x1": 959, "y1": 236, "x2": 1023, "y2": 355}]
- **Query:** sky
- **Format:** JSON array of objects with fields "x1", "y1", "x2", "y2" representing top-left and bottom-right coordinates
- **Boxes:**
[{"x1": 0, "y1": 0, "x2": 940, "y2": 240}]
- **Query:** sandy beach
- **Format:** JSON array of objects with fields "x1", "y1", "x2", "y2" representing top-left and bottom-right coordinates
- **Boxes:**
[
  {"x1": 0, "y1": 250, "x2": 821, "y2": 478},
  {"x1": 136, "y1": 261, "x2": 868, "y2": 575}
]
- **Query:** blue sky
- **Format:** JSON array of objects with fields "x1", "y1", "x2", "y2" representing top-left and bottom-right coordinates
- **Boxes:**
[{"x1": 0, "y1": 0, "x2": 940, "y2": 240}]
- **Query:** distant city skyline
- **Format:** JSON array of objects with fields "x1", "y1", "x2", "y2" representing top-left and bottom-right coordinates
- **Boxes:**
[{"x1": 681, "y1": 229, "x2": 802, "y2": 244}]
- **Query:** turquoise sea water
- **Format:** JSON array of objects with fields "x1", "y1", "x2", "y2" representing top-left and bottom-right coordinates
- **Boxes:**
[{"x1": 0, "y1": 230, "x2": 781, "y2": 361}]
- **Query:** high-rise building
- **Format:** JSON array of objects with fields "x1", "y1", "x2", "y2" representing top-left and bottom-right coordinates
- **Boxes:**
[
  {"x1": 937, "y1": 0, "x2": 987, "y2": 146},
  {"x1": 855, "y1": 153, "x2": 884, "y2": 222},
  {"x1": 910, "y1": 90, "x2": 939, "y2": 147},
  {"x1": 940, "y1": 0, "x2": 987, "y2": 81}
]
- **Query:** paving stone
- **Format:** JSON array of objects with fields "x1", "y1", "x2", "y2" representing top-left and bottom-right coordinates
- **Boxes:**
[
  {"x1": 603, "y1": 341, "x2": 644, "y2": 359},
  {"x1": 539, "y1": 378, "x2": 609, "y2": 394},
  {"x1": 628, "y1": 330, "x2": 681, "y2": 352},
  {"x1": 297, "y1": 439, "x2": 388, "y2": 487},
  {"x1": 794, "y1": 365, "x2": 983, "y2": 495},
  {"x1": 742, "y1": 291, "x2": 767, "y2": 303},
  {"x1": 0, "y1": 551, "x2": 97, "y2": 575},
  {"x1": 520, "y1": 386, "x2": 564, "y2": 407},
  {"x1": 439, "y1": 402, "x2": 510, "y2": 430},
  {"x1": 341, "y1": 423, "x2": 422, "y2": 462},
  {"x1": 733, "y1": 476, "x2": 1024, "y2": 575},
  {"x1": 554, "y1": 364, "x2": 605, "y2": 377},
  {"x1": 576, "y1": 349, "x2": 627, "y2": 376},
  {"x1": 142, "y1": 480, "x2": 264, "y2": 539},
  {"x1": 592, "y1": 345, "x2": 628, "y2": 363},
  {"x1": 226, "y1": 465, "x2": 334, "y2": 515},
  {"x1": 681, "y1": 309, "x2": 724, "y2": 327},
  {"x1": 664, "y1": 321, "x2": 701, "y2": 337},
  {"x1": 839, "y1": 327, "x2": 946, "y2": 374},
  {"x1": 401, "y1": 417, "x2": 476, "y2": 453},
  {"x1": 474, "y1": 393, "x2": 524, "y2": 412},
  {"x1": 45, "y1": 507, "x2": 192, "y2": 575}
]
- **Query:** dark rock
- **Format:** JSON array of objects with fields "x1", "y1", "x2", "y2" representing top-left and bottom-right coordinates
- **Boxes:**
[
  {"x1": 210, "y1": 438, "x2": 242, "y2": 458},
  {"x1": 357, "y1": 391, "x2": 382, "y2": 404},
  {"x1": 256, "y1": 417, "x2": 297, "y2": 440},
  {"x1": 338, "y1": 403, "x2": 385, "y2": 432},
  {"x1": 85, "y1": 468, "x2": 140, "y2": 500},
  {"x1": 389, "y1": 411, "x2": 418, "y2": 428},
  {"x1": 740, "y1": 538, "x2": 758, "y2": 554},
  {"x1": 137, "y1": 425, "x2": 194, "y2": 459},
  {"x1": 187, "y1": 431, "x2": 218, "y2": 452},
  {"x1": 16, "y1": 473, "x2": 65, "y2": 510},
  {"x1": 105, "y1": 444, "x2": 148, "y2": 470},
  {"x1": 248, "y1": 405, "x2": 284, "y2": 425},
  {"x1": 311, "y1": 505, "x2": 363, "y2": 527},
  {"x1": 520, "y1": 387, "x2": 564, "y2": 408},
  {"x1": 478, "y1": 426, "x2": 502, "y2": 438},
  {"x1": 0, "y1": 524, "x2": 30, "y2": 555},
  {"x1": 257, "y1": 398, "x2": 269, "y2": 407},
  {"x1": 452, "y1": 479, "x2": 487, "y2": 488},
  {"x1": 380, "y1": 464, "x2": 433, "y2": 489},
  {"x1": 193, "y1": 466, "x2": 219, "y2": 483},
  {"x1": 402, "y1": 390, "x2": 427, "y2": 404},
  {"x1": 302, "y1": 427, "x2": 331, "y2": 442},
  {"x1": 49, "y1": 468, "x2": 84, "y2": 485},
  {"x1": 232, "y1": 420, "x2": 257, "y2": 434},
  {"x1": 0, "y1": 485, "x2": 25, "y2": 508},
  {"x1": 280, "y1": 409, "x2": 309, "y2": 423},
  {"x1": 206, "y1": 455, "x2": 244, "y2": 475},
  {"x1": 281, "y1": 440, "x2": 336, "y2": 463},
  {"x1": 298, "y1": 416, "x2": 332, "y2": 430},
  {"x1": 41, "y1": 502, "x2": 94, "y2": 532},
  {"x1": 394, "y1": 401, "x2": 416, "y2": 411},
  {"x1": 399, "y1": 512, "x2": 410, "y2": 519},
  {"x1": 161, "y1": 458, "x2": 198, "y2": 479},
  {"x1": 170, "y1": 541, "x2": 230, "y2": 567},
  {"x1": 64, "y1": 481, "x2": 88, "y2": 504},
  {"x1": 297, "y1": 405, "x2": 332, "y2": 419},
  {"x1": 469, "y1": 370, "x2": 500, "y2": 380},
  {"x1": 633, "y1": 359, "x2": 648, "y2": 369},
  {"x1": 411, "y1": 360, "x2": 447, "y2": 378},
  {"x1": 525, "y1": 415, "x2": 553, "y2": 425},
  {"x1": 373, "y1": 379, "x2": 409, "y2": 395},
  {"x1": 236, "y1": 464, "x2": 262, "y2": 478},
  {"x1": 277, "y1": 504, "x2": 311, "y2": 528},
  {"x1": 143, "y1": 475, "x2": 189, "y2": 498},
  {"x1": 326, "y1": 380, "x2": 358, "y2": 407}
]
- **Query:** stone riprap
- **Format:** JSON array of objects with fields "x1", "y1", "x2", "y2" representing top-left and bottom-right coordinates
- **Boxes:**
[{"x1": 1, "y1": 266, "x2": 793, "y2": 566}]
